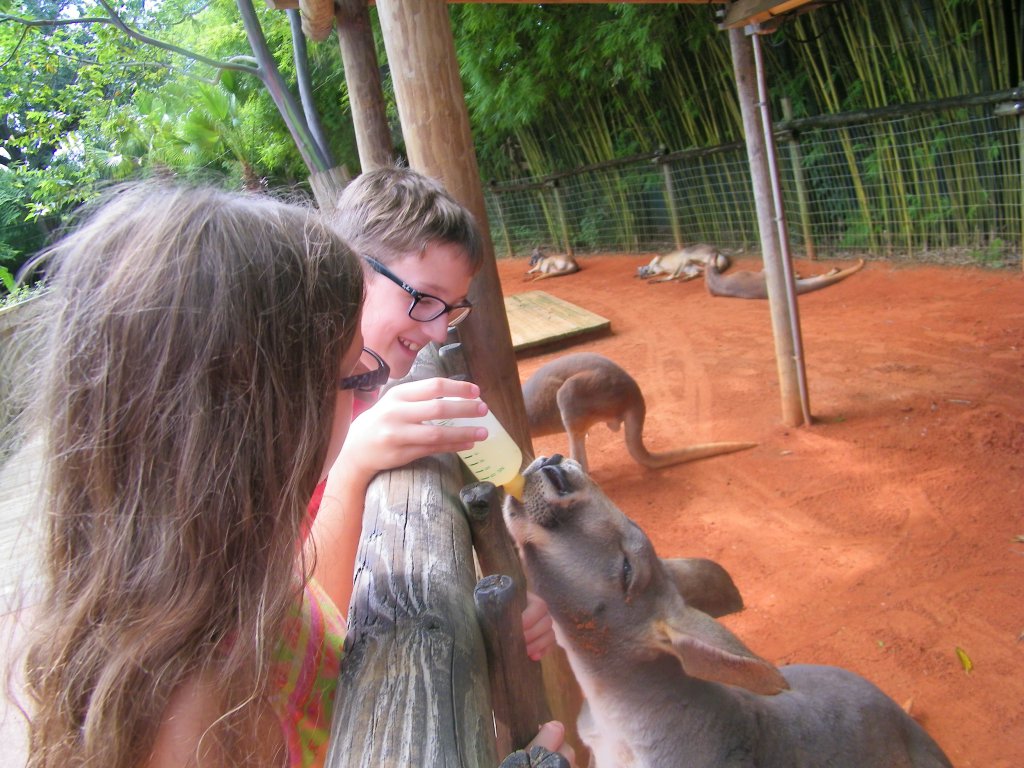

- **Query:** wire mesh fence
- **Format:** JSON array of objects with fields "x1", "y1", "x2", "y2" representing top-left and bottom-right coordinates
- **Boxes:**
[{"x1": 484, "y1": 93, "x2": 1023, "y2": 267}]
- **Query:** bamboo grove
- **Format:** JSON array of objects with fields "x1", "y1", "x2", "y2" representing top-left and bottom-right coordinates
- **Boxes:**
[{"x1": 454, "y1": 0, "x2": 1023, "y2": 264}]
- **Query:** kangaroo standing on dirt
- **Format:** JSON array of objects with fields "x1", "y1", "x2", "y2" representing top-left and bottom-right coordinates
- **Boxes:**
[
  {"x1": 521, "y1": 352, "x2": 754, "y2": 473},
  {"x1": 705, "y1": 257, "x2": 866, "y2": 299},
  {"x1": 636, "y1": 244, "x2": 730, "y2": 283},
  {"x1": 504, "y1": 455, "x2": 954, "y2": 768},
  {"x1": 525, "y1": 246, "x2": 580, "y2": 280}
]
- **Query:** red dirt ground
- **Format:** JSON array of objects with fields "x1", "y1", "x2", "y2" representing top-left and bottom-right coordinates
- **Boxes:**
[{"x1": 496, "y1": 254, "x2": 1023, "y2": 768}]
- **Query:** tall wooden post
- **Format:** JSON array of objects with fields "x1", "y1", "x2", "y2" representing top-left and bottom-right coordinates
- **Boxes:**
[
  {"x1": 729, "y1": 27, "x2": 806, "y2": 427},
  {"x1": 335, "y1": 0, "x2": 394, "y2": 171},
  {"x1": 489, "y1": 184, "x2": 516, "y2": 259},
  {"x1": 656, "y1": 147, "x2": 685, "y2": 250},
  {"x1": 548, "y1": 180, "x2": 575, "y2": 258},
  {"x1": 375, "y1": 0, "x2": 585, "y2": 758},
  {"x1": 375, "y1": 0, "x2": 527, "y2": 448}
]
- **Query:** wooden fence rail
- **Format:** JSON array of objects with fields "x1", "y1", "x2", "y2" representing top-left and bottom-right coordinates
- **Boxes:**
[{"x1": 325, "y1": 340, "x2": 556, "y2": 767}]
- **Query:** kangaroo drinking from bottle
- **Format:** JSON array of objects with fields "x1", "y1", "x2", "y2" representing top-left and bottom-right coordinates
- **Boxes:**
[{"x1": 503, "y1": 455, "x2": 953, "y2": 768}]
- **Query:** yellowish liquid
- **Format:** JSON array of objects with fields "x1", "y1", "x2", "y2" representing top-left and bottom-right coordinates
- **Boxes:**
[{"x1": 432, "y1": 400, "x2": 525, "y2": 490}]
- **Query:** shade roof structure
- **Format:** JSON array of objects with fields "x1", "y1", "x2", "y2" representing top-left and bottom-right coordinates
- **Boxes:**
[{"x1": 267, "y1": 0, "x2": 828, "y2": 43}]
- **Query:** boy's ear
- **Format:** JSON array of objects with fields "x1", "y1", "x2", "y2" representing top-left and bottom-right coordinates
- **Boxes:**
[{"x1": 653, "y1": 604, "x2": 788, "y2": 696}]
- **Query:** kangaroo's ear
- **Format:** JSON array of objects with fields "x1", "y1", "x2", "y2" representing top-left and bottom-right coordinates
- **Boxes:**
[
  {"x1": 655, "y1": 606, "x2": 789, "y2": 695},
  {"x1": 661, "y1": 557, "x2": 744, "y2": 618}
]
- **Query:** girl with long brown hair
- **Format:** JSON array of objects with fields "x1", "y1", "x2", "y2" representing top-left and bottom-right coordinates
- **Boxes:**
[{"x1": 16, "y1": 182, "x2": 367, "y2": 767}]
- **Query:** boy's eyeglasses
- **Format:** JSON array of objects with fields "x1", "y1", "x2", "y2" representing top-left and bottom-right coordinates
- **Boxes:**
[
  {"x1": 339, "y1": 347, "x2": 390, "y2": 392},
  {"x1": 364, "y1": 256, "x2": 473, "y2": 327}
]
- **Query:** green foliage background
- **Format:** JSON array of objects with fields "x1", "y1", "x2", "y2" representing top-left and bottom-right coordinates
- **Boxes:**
[{"x1": 0, "y1": 0, "x2": 1020, "y2": 284}]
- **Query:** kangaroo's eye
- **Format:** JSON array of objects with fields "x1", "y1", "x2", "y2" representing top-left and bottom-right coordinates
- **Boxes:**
[{"x1": 621, "y1": 556, "x2": 633, "y2": 592}]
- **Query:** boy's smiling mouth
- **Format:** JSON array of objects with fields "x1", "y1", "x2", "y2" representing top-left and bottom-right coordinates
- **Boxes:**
[{"x1": 398, "y1": 337, "x2": 422, "y2": 354}]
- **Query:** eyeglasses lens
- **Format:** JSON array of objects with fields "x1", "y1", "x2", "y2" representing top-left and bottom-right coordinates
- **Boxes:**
[
  {"x1": 409, "y1": 296, "x2": 472, "y2": 327},
  {"x1": 340, "y1": 348, "x2": 390, "y2": 391}
]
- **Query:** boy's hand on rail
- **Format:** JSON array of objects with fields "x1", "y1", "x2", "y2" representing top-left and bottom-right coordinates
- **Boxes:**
[{"x1": 340, "y1": 377, "x2": 484, "y2": 483}]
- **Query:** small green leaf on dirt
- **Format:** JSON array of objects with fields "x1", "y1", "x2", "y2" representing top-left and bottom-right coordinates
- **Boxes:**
[{"x1": 955, "y1": 646, "x2": 973, "y2": 674}]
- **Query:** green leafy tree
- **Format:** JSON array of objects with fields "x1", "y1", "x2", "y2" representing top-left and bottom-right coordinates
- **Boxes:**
[{"x1": 1, "y1": 0, "x2": 358, "y2": 272}]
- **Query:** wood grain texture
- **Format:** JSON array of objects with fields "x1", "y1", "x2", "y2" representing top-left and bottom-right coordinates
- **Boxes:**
[{"x1": 327, "y1": 452, "x2": 498, "y2": 767}]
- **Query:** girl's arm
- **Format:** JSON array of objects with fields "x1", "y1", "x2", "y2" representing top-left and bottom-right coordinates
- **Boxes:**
[{"x1": 309, "y1": 377, "x2": 487, "y2": 615}]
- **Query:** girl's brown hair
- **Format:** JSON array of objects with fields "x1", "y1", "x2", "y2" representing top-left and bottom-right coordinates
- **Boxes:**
[{"x1": 18, "y1": 182, "x2": 363, "y2": 767}]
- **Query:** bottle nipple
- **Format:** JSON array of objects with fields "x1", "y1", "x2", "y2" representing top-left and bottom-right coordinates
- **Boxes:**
[{"x1": 502, "y1": 473, "x2": 525, "y2": 501}]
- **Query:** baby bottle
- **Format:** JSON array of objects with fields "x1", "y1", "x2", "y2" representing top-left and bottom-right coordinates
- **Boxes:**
[{"x1": 432, "y1": 398, "x2": 525, "y2": 498}]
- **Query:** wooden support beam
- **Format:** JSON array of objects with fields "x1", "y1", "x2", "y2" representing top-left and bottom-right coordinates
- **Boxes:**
[
  {"x1": 728, "y1": 26, "x2": 806, "y2": 427},
  {"x1": 266, "y1": 1, "x2": 726, "y2": 17},
  {"x1": 335, "y1": 0, "x2": 395, "y2": 171},
  {"x1": 375, "y1": 0, "x2": 531, "y2": 450},
  {"x1": 719, "y1": 0, "x2": 823, "y2": 30}
]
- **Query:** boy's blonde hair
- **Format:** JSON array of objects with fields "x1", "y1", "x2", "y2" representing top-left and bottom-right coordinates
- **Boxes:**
[
  {"x1": 331, "y1": 166, "x2": 484, "y2": 272},
  {"x1": 18, "y1": 182, "x2": 363, "y2": 768}
]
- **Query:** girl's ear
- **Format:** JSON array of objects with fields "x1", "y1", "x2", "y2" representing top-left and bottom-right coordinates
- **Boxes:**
[{"x1": 654, "y1": 606, "x2": 789, "y2": 696}]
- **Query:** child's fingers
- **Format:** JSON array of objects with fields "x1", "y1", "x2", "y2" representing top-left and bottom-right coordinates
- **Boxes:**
[
  {"x1": 526, "y1": 722, "x2": 575, "y2": 767},
  {"x1": 398, "y1": 396, "x2": 490, "y2": 427},
  {"x1": 385, "y1": 377, "x2": 480, "y2": 403},
  {"x1": 522, "y1": 593, "x2": 551, "y2": 637},
  {"x1": 523, "y1": 592, "x2": 555, "y2": 660},
  {"x1": 378, "y1": 421, "x2": 481, "y2": 456}
]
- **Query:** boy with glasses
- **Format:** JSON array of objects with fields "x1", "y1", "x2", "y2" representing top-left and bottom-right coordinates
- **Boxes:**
[{"x1": 310, "y1": 169, "x2": 571, "y2": 763}]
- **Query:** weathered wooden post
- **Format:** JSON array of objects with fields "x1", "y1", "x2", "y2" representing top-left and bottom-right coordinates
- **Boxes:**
[
  {"x1": 335, "y1": 0, "x2": 395, "y2": 171},
  {"x1": 728, "y1": 26, "x2": 808, "y2": 428},
  {"x1": 656, "y1": 146, "x2": 685, "y2": 250},
  {"x1": 366, "y1": 1, "x2": 585, "y2": 757},
  {"x1": 325, "y1": 346, "x2": 498, "y2": 767},
  {"x1": 547, "y1": 180, "x2": 575, "y2": 258},
  {"x1": 375, "y1": 0, "x2": 529, "y2": 448},
  {"x1": 463, "y1": 483, "x2": 552, "y2": 757}
]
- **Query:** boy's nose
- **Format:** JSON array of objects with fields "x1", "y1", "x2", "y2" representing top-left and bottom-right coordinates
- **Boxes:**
[{"x1": 424, "y1": 315, "x2": 451, "y2": 344}]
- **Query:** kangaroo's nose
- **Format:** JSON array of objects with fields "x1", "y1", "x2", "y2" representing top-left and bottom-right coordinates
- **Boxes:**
[
  {"x1": 540, "y1": 454, "x2": 564, "y2": 467},
  {"x1": 539, "y1": 456, "x2": 572, "y2": 495}
]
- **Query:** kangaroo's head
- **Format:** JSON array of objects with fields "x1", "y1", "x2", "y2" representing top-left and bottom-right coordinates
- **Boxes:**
[
  {"x1": 529, "y1": 247, "x2": 545, "y2": 265},
  {"x1": 635, "y1": 255, "x2": 663, "y2": 278},
  {"x1": 504, "y1": 455, "x2": 680, "y2": 659},
  {"x1": 503, "y1": 455, "x2": 788, "y2": 694}
]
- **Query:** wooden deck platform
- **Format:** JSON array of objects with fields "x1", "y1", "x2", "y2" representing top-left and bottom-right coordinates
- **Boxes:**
[
  {"x1": 1, "y1": 436, "x2": 41, "y2": 767},
  {"x1": 503, "y1": 290, "x2": 611, "y2": 352},
  {"x1": 1, "y1": 437, "x2": 43, "y2": 606}
]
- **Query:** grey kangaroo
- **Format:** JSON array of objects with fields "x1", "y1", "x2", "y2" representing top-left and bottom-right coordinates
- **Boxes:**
[
  {"x1": 522, "y1": 352, "x2": 754, "y2": 472},
  {"x1": 636, "y1": 244, "x2": 731, "y2": 283},
  {"x1": 705, "y1": 257, "x2": 866, "y2": 299},
  {"x1": 525, "y1": 246, "x2": 580, "y2": 280},
  {"x1": 503, "y1": 455, "x2": 954, "y2": 768}
]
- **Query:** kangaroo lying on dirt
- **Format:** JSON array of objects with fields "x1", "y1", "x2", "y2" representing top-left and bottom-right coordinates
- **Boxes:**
[
  {"x1": 522, "y1": 352, "x2": 754, "y2": 473},
  {"x1": 504, "y1": 455, "x2": 954, "y2": 768},
  {"x1": 525, "y1": 247, "x2": 580, "y2": 280},
  {"x1": 636, "y1": 244, "x2": 730, "y2": 283},
  {"x1": 705, "y1": 256, "x2": 866, "y2": 299}
]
